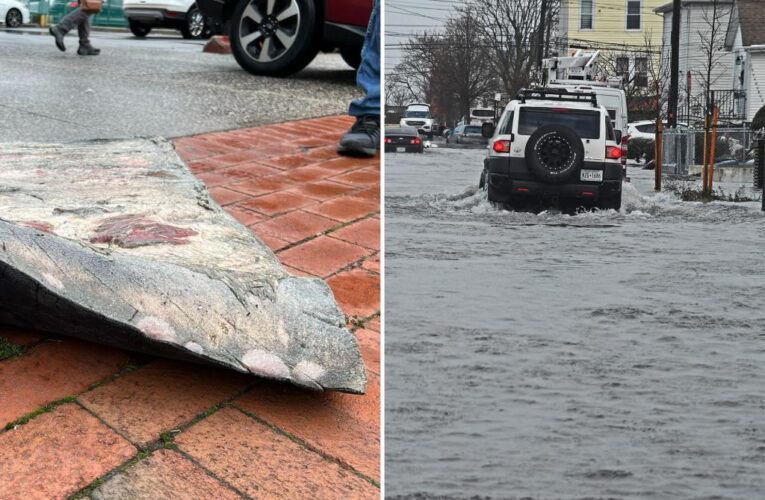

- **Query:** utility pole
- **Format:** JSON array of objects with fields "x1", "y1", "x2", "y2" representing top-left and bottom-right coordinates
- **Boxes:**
[
  {"x1": 537, "y1": 0, "x2": 548, "y2": 74},
  {"x1": 668, "y1": 0, "x2": 681, "y2": 128}
]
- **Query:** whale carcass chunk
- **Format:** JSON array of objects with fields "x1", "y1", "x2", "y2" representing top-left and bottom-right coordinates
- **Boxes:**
[{"x1": 0, "y1": 139, "x2": 367, "y2": 394}]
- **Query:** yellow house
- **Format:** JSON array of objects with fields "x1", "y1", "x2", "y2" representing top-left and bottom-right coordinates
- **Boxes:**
[{"x1": 559, "y1": 0, "x2": 666, "y2": 89}]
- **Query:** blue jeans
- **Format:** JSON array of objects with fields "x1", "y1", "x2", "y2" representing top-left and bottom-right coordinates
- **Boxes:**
[{"x1": 348, "y1": 1, "x2": 380, "y2": 117}]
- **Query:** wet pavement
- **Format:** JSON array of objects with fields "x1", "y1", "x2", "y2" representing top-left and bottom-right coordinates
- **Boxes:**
[
  {"x1": 385, "y1": 146, "x2": 765, "y2": 498},
  {"x1": 0, "y1": 28, "x2": 360, "y2": 142}
]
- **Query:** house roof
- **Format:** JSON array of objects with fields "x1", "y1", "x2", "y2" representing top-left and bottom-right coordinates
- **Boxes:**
[{"x1": 733, "y1": 0, "x2": 765, "y2": 47}]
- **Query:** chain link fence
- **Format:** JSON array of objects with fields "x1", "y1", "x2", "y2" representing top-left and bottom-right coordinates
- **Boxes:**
[{"x1": 661, "y1": 127, "x2": 757, "y2": 178}]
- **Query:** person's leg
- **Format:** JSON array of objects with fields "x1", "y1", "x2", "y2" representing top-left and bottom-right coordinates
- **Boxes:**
[
  {"x1": 50, "y1": 8, "x2": 90, "y2": 52},
  {"x1": 77, "y1": 13, "x2": 100, "y2": 55},
  {"x1": 348, "y1": 1, "x2": 380, "y2": 118},
  {"x1": 337, "y1": 1, "x2": 380, "y2": 157}
]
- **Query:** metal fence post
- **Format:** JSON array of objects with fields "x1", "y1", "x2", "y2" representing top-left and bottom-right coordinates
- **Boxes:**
[
  {"x1": 755, "y1": 138, "x2": 764, "y2": 190},
  {"x1": 655, "y1": 119, "x2": 663, "y2": 191}
]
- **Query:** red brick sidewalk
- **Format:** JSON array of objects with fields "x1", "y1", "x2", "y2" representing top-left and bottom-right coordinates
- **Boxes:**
[{"x1": 0, "y1": 115, "x2": 380, "y2": 499}]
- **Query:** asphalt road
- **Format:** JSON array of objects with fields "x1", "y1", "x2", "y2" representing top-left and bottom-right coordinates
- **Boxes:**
[{"x1": 0, "y1": 28, "x2": 361, "y2": 142}]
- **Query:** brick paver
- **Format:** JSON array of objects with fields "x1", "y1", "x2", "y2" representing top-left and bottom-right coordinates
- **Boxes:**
[
  {"x1": 90, "y1": 449, "x2": 242, "y2": 500},
  {"x1": 0, "y1": 115, "x2": 380, "y2": 498},
  {"x1": 0, "y1": 339, "x2": 129, "y2": 426},
  {"x1": 328, "y1": 269, "x2": 381, "y2": 319},
  {"x1": 0, "y1": 404, "x2": 136, "y2": 499},
  {"x1": 176, "y1": 407, "x2": 378, "y2": 498},
  {"x1": 279, "y1": 236, "x2": 369, "y2": 278},
  {"x1": 235, "y1": 376, "x2": 381, "y2": 481},
  {"x1": 79, "y1": 360, "x2": 250, "y2": 447},
  {"x1": 0, "y1": 327, "x2": 41, "y2": 346}
]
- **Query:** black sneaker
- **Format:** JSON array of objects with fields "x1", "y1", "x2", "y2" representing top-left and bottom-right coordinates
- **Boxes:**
[
  {"x1": 78, "y1": 45, "x2": 101, "y2": 56},
  {"x1": 337, "y1": 115, "x2": 380, "y2": 157},
  {"x1": 49, "y1": 26, "x2": 65, "y2": 52}
]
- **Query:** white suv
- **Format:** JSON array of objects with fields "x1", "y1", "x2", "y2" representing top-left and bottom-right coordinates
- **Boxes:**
[
  {"x1": 479, "y1": 88, "x2": 624, "y2": 211},
  {"x1": 399, "y1": 103, "x2": 435, "y2": 139},
  {"x1": 123, "y1": 0, "x2": 211, "y2": 39}
]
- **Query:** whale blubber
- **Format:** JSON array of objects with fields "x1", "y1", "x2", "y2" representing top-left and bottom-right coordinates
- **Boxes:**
[{"x1": 0, "y1": 139, "x2": 366, "y2": 394}]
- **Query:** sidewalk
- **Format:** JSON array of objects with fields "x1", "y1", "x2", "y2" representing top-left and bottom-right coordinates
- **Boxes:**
[{"x1": 0, "y1": 115, "x2": 380, "y2": 498}]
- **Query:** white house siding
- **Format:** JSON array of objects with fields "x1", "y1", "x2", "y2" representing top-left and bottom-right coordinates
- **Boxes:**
[
  {"x1": 746, "y1": 50, "x2": 765, "y2": 120},
  {"x1": 660, "y1": 2, "x2": 736, "y2": 102}
]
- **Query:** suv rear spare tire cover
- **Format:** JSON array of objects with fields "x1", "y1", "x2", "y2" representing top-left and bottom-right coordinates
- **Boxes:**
[{"x1": 524, "y1": 124, "x2": 584, "y2": 184}]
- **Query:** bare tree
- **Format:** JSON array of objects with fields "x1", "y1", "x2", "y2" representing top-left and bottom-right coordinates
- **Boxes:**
[
  {"x1": 384, "y1": 72, "x2": 413, "y2": 108},
  {"x1": 393, "y1": 9, "x2": 494, "y2": 125},
  {"x1": 468, "y1": 0, "x2": 559, "y2": 96},
  {"x1": 695, "y1": 0, "x2": 733, "y2": 114}
]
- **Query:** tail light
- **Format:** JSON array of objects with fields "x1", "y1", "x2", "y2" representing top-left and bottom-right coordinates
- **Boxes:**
[
  {"x1": 493, "y1": 140, "x2": 511, "y2": 153},
  {"x1": 411, "y1": 137, "x2": 421, "y2": 145},
  {"x1": 68, "y1": 1, "x2": 77, "y2": 6},
  {"x1": 606, "y1": 146, "x2": 622, "y2": 159},
  {"x1": 620, "y1": 135, "x2": 629, "y2": 166},
  {"x1": 384, "y1": 138, "x2": 392, "y2": 144}
]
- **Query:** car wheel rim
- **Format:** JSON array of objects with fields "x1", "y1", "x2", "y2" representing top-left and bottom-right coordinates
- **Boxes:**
[
  {"x1": 536, "y1": 134, "x2": 573, "y2": 173},
  {"x1": 189, "y1": 11, "x2": 204, "y2": 37},
  {"x1": 238, "y1": 0, "x2": 300, "y2": 63},
  {"x1": 8, "y1": 10, "x2": 21, "y2": 27}
]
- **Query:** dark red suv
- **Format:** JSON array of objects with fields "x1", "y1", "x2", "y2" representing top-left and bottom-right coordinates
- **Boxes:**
[{"x1": 197, "y1": 0, "x2": 372, "y2": 76}]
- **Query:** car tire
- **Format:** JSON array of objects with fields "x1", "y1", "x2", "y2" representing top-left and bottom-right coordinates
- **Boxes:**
[
  {"x1": 479, "y1": 170, "x2": 486, "y2": 189},
  {"x1": 524, "y1": 124, "x2": 584, "y2": 184},
  {"x1": 5, "y1": 8, "x2": 22, "y2": 28},
  {"x1": 129, "y1": 21, "x2": 152, "y2": 37},
  {"x1": 181, "y1": 6, "x2": 211, "y2": 40},
  {"x1": 231, "y1": 0, "x2": 320, "y2": 77},
  {"x1": 339, "y1": 46, "x2": 361, "y2": 70}
]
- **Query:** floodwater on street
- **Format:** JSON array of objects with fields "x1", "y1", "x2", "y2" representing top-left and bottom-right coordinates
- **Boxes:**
[{"x1": 385, "y1": 145, "x2": 765, "y2": 498}]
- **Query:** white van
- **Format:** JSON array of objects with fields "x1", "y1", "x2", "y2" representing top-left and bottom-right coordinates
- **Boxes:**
[{"x1": 547, "y1": 81, "x2": 628, "y2": 137}]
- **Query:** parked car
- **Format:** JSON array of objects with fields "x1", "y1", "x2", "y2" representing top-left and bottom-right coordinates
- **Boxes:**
[
  {"x1": 451, "y1": 124, "x2": 486, "y2": 146},
  {"x1": 0, "y1": 0, "x2": 29, "y2": 28},
  {"x1": 50, "y1": 0, "x2": 128, "y2": 27},
  {"x1": 627, "y1": 120, "x2": 690, "y2": 141},
  {"x1": 123, "y1": 0, "x2": 211, "y2": 39},
  {"x1": 196, "y1": 0, "x2": 372, "y2": 76},
  {"x1": 480, "y1": 88, "x2": 624, "y2": 211},
  {"x1": 384, "y1": 126, "x2": 423, "y2": 153}
]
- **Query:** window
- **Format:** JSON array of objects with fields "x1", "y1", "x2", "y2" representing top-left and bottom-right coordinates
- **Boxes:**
[
  {"x1": 580, "y1": 0, "x2": 594, "y2": 30},
  {"x1": 500, "y1": 110, "x2": 515, "y2": 134},
  {"x1": 605, "y1": 116, "x2": 616, "y2": 141},
  {"x1": 634, "y1": 57, "x2": 648, "y2": 87},
  {"x1": 518, "y1": 108, "x2": 601, "y2": 139},
  {"x1": 626, "y1": 0, "x2": 641, "y2": 30},
  {"x1": 616, "y1": 57, "x2": 630, "y2": 78}
]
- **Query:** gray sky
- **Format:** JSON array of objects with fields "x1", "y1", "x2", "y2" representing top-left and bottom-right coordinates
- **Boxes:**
[{"x1": 384, "y1": 0, "x2": 466, "y2": 69}]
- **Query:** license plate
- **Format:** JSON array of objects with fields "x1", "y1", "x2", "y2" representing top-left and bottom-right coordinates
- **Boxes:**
[
  {"x1": 580, "y1": 169, "x2": 603, "y2": 182},
  {"x1": 396, "y1": 147, "x2": 406, "y2": 152}
]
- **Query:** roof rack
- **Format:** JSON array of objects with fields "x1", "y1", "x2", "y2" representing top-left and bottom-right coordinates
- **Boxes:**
[{"x1": 517, "y1": 88, "x2": 598, "y2": 107}]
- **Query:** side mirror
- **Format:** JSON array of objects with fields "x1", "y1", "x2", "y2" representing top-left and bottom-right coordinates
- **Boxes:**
[
  {"x1": 482, "y1": 122, "x2": 495, "y2": 138},
  {"x1": 614, "y1": 130, "x2": 622, "y2": 144}
]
